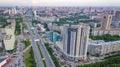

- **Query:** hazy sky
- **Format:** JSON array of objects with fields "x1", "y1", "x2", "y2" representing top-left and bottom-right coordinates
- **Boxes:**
[{"x1": 0, "y1": 0, "x2": 120, "y2": 6}]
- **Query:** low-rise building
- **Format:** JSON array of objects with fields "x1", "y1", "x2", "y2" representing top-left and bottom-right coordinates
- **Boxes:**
[
  {"x1": 88, "y1": 40, "x2": 120, "y2": 56},
  {"x1": 3, "y1": 19, "x2": 16, "y2": 51},
  {"x1": 37, "y1": 24, "x2": 45, "y2": 32},
  {"x1": 91, "y1": 28, "x2": 120, "y2": 36},
  {"x1": 37, "y1": 16, "x2": 57, "y2": 22},
  {"x1": 48, "y1": 23, "x2": 64, "y2": 32},
  {"x1": 3, "y1": 34, "x2": 15, "y2": 51}
]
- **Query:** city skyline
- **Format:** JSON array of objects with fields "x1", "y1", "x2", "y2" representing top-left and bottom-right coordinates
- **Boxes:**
[
  {"x1": 0, "y1": 0, "x2": 120, "y2": 6},
  {"x1": 0, "y1": 2, "x2": 120, "y2": 66}
]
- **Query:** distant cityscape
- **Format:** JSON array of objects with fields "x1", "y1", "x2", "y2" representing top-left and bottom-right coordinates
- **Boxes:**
[{"x1": 0, "y1": 6, "x2": 119, "y2": 67}]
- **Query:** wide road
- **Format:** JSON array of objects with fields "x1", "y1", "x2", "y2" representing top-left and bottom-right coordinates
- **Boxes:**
[
  {"x1": 26, "y1": 10, "x2": 55, "y2": 67},
  {"x1": 27, "y1": 17, "x2": 55, "y2": 67},
  {"x1": 24, "y1": 10, "x2": 44, "y2": 67},
  {"x1": 25, "y1": 10, "x2": 55, "y2": 67},
  {"x1": 34, "y1": 27, "x2": 55, "y2": 67}
]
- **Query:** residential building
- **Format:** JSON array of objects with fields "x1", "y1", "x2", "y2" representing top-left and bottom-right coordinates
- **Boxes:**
[
  {"x1": 115, "y1": 11, "x2": 120, "y2": 19},
  {"x1": 101, "y1": 15, "x2": 112, "y2": 30},
  {"x1": 91, "y1": 14, "x2": 120, "y2": 36},
  {"x1": 62, "y1": 24, "x2": 90, "y2": 60},
  {"x1": 3, "y1": 19, "x2": 16, "y2": 51},
  {"x1": 88, "y1": 40, "x2": 120, "y2": 56},
  {"x1": 91, "y1": 28, "x2": 120, "y2": 36}
]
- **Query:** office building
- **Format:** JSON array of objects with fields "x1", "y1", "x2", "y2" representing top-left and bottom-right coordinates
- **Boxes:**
[
  {"x1": 101, "y1": 15, "x2": 112, "y2": 30},
  {"x1": 62, "y1": 24, "x2": 90, "y2": 60}
]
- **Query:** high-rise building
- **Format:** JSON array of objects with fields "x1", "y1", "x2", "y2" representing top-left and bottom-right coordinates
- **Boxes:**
[
  {"x1": 115, "y1": 11, "x2": 120, "y2": 19},
  {"x1": 33, "y1": 10, "x2": 37, "y2": 20},
  {"x1": 101, "y1": 15, "x2": 112, "y2": 30},
  {"x1": 8, "y1": 8, "x2": 17, "y2": 15},
  {"x1": 33, "y1": 10, "x2": 37, "y2": 17},
  {"x1": 62, "y1": 24, "x2": 90, "y2": 60}
]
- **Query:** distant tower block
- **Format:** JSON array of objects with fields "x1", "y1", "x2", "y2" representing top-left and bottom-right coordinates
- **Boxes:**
[{"x1": 101, "y1": 15, "x2": 112, "y2": 30}]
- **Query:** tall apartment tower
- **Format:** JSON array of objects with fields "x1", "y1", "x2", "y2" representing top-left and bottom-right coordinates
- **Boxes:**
[
  {"x1": 63, "y1": 24, "x2": 90, "y2": 60},
  {"x1": 115, "y1": 11, "x2": 120, "y2": 19},
  {"x1": 101, "y1": 15, "x2": 112, "y2": 30}
]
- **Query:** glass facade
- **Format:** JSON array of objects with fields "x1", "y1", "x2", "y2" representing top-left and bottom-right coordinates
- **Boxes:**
[{"x1": 49, "y1": 32, "x2": 61, "y2": 42}]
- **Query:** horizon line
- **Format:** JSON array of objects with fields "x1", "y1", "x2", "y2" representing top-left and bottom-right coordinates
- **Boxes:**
[{"x1": 0, "y1": 5, "x2": 120, "y2": 7}]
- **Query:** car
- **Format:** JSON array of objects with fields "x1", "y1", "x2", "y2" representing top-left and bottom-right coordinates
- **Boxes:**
[
  {"x1": 18, "y1": 59, "x2": 20, "y2": 62},
  {"x1": 18, "y1": 63, "x2": 20, "y2": 66},
  {"x1": 23, "y1": 60, "x2": 25, "y2": 62},
  {"x1": 34, "y1": 39, "x2": 40, "y2": 41},
  {"x1": 13, "y1": 53, "x2": 16, "y2": 55},
  {"x1": 31, "y1": 27, "x2": 34, "y2": 29},
  {"x1": 42, "y1": 58, "x2": 45, "y2": 60},
  {"x1": 14, "y1": 64, "x2": 17, "y2": 67},
  {"x1": 12, "y1": 55, "x2": 18, "y2": 58}
]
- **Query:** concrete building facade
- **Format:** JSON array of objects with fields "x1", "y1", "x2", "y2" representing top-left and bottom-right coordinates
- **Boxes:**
[
  {"x1": 101, "y1": 15, "x2": 112, "y2": 30},
  {"x1": 91, "y1": 28, "x2": 120, "y2": 36},
  {"x1": 62, "y1": 24, "x2": 90, "y2": 60},
  {"x1": 115, "y1": 11, "x2": 120, "y2": 19},
  {"x1": 88, "y1": 40, "x2": 120, "y2": 56},
  {"x1": 91, "y1": 14, "x2": 120, "y2": 36},
  {"x1": 3, "y1": 19, "x2": 16, "y2": 51}
]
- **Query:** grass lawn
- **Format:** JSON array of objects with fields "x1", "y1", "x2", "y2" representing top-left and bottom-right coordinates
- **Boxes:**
[
  {"x1": 77, "y1": 54, "x2": 120, "y2": 67},
  {"x1": 13, "y1": 40, "x2": 18, "y2": 52},
  {"x1": 22, "y1": 23, "x2": 28, "y2": 29},
  {"x1": 24, "y1": 48, "x2": 31, "y2": 67},
  {"x1": 24, "y1": 47, "x2": 36, "y2": 67},
  {"x1": 21, "y1": 39, "x2": 31, "y2": 48},
  {"x1": 0, "y1": 48, "x2": 3, "y2": 53},
  {"x1": 90, "y1": 34, "x2": 120, "y2": 42},
  {"x1": 15, "y1": 18, "x2": 23, "y2": 35},
  {"x1": 45, "y1": 43, "x2": 60, "y2": 67}
]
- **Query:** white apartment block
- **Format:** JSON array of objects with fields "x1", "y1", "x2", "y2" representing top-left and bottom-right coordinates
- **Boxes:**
[
  {"x1": 91, "y1": 28, "x2": 120, "y2": 36},
  {"x1": 88, "y1": 40, "x2": 120, "y2": 56}
]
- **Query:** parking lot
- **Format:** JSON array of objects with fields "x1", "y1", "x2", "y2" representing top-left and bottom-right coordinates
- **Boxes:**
[{"x1": 5, "y1": 43, "x2": 25, "y2": 67}]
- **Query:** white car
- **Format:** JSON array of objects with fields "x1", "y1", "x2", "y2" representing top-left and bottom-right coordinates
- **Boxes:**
[
  {"x1": 31, "y1": 27, "x2": 34, "y2": 29},
  {"x1": 34, "y1": 39, "x2": 40, "y2": 41},
  {"x1": 42, "y1": 58, "x2": 45, "y2": 60}
]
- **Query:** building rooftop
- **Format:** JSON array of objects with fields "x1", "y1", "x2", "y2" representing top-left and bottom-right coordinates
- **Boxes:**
[
  {"x1": 4, "y1": 34, "x2": 15, "y2": 50},
  {"x1": 93, "y1": 27, "x2": 120, "y2": 31},
  {"x1": 89, "y1": 40, "x2": 120, "y2": 46},
  {"x1": 3, "y1": 19, "x2": 16, "y2": 51}
]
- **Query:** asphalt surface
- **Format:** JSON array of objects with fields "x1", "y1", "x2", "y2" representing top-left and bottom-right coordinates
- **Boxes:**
[
  {"x1": 26, "y1": 17, "x2": 55, "y2": 67},
  {"x1": 24, "y1": 10, "x2": 44, "y2": 67},
  {"x1": 34, "y1": 27, "x2": 55, "y2": 67}
]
